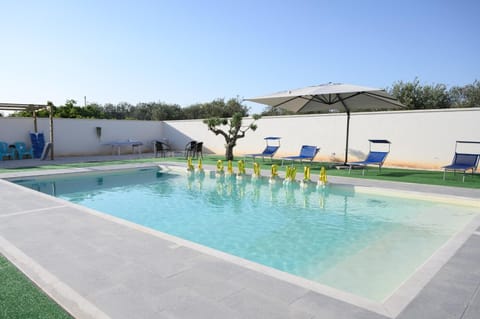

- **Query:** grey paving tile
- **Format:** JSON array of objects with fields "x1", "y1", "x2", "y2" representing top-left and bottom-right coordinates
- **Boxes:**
[
  {"x1": 137, "y1": 247, "x2": 202, "y2": 278},
  {"x1": 89, "y1": 284, "x2": 169, "y2": 319},
  {"x1": 291, "y1": 291, "x2": 387, "y2": 319},
  {"x1": 0, "y1": 212, "x2": 112, "y2": 262},
  {"x1": 222, "y1": 288, "x2": 314, "y2": 319},
  {"x1": 165, "y1": 266, "x2": 244, "y2": 302},
  {"x1": 103, "y1": 265, "x2": 180, "y2": 298},
  {"x1": 229, "y1": 268, "x2": 310, "y2": 304},
  {"x1": 463, "y1": 286, "x2": 480, "y2": 319},
  {"x1": 156, "y1": 287, "x2": 243, "y2": 319},
  {"x1": 33, "y1": 248, "x2": 134, "y2": 296},
  {"x1": 396, "y1": 280, "x2": 478, "y2": 319},
  {"x1": 397, "y1": 235, "x2": 480, "y2": 319},
  {"x1": 190, "y1": 254, "x2": 248, "y2": 279},
  {"x1": 0, "y1": 181, "x2": 62, "y2": 215},
  {"x1": 396, "y1": 289, "x2": 467, "y2": 319}
]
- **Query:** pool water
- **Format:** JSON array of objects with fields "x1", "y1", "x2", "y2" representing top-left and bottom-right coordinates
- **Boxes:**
[{"x1": 13, "y1": 168, "x2": 479, "y2": 302}]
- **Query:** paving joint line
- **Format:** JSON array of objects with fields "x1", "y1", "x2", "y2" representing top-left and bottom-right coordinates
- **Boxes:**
[{"x1": 0, "y1": 205, "x2": 68, "y2": 219}]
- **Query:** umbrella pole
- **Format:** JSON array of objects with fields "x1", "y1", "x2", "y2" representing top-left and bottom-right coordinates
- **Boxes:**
[{"x1": 344, "y1": 111, "x2": 350, "y2": 165}]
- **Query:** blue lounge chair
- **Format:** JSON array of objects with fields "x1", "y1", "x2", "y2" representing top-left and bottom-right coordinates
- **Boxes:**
[
  {"x1": 30, "y1": 132, "x2": 46, "y2": 158},
  {"x1": 0, "y1": 142, "x2": 16, "y2": 160},
  {"x1": 245, "y1": 137, "x2": 281, "y2": 162},
  {"x1": 281, "y1": 145, "x2": 319, "y2": 165},
  {"x1": 348, "y1": 139, "x2": 391, "y2": 175},
  {"x1": 442, "y1": 141, "x2": 480, "y2": 182},
  {"x1": 14, "y1": 142, "x2": 34, "y2": 159}
]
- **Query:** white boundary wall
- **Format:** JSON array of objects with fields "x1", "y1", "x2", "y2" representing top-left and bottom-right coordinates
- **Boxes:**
[
  {"x1": 0, "y1": 118, "x2": 162, "y2": 156},
  {"x1": 164, "y1": 108, "x2": 480, "y2": 170},
  {"x1": 1, "y1": 108, "x2": 479, "y2": 169}
]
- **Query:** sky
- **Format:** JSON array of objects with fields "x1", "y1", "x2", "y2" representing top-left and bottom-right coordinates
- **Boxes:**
[{"x1": 1, "y1": 0, "x2": 479, "y2": 114}]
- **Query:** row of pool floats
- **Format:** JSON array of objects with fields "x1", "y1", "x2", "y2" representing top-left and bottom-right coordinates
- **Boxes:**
[
  {"x1": 184, "y1": 159, "x2": 331, "y2": 209},
  {"x1": 185, "y1": 157, "x2": 328, "y2": 188}
]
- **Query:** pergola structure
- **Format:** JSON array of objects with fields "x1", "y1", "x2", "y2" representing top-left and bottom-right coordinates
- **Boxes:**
[{"x1": 0, "y1": 102, "x2": 54, "y2": 160}]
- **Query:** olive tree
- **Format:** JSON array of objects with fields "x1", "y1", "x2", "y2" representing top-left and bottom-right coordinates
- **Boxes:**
[{"x1": 204, "y1": 112, "x2": 261, "y2": 161}]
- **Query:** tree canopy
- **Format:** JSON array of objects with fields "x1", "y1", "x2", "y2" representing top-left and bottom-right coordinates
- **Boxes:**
[
  {"x1": 387, "y1": 78, "x2": 479, "y2": 109},
  {"x1": 8, "y1": 79, "x2": 479, "y2": 120},
  {"x1": 11, "y1": 97, "x2": 249, "y2": 121}
]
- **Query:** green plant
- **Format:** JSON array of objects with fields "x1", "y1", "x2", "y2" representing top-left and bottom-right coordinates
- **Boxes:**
[{"x1": 204, "y1": 112, "x2": 261, "y2": 161}]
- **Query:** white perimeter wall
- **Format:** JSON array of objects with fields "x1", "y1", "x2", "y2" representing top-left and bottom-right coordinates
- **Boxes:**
[
  {"x1": 0, "y1": 118, "x2": 162, "y2": 156},
  {"x1": 164, "y1": 108, "x2": 480, "y2": 170},
  {"x1": 1, "y1": 108, "x2": 479, "y2": 169}
]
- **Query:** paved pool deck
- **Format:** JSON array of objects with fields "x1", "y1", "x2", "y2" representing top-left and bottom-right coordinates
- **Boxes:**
[{"x1": 0, "y1": 155, "x2": 479, "y2": 319}]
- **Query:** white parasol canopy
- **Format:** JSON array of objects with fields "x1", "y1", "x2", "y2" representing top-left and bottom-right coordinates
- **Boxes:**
[{"x1": 246, "y1": 83, "x2": 405, "y2": 164}]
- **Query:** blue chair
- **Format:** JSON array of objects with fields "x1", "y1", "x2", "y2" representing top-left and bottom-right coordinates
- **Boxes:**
[
  {"x1": 442, "y1": 141, "x2": 480, "y2": 182},
  {"x1": 0, "y1": 141, "x2": 15, "y2": 160},
  {"x1": 281, "y1": 145, "x2": 319, "y2": 165},
  {"x1": 245, "y1": 137, "x2": 281, "y2": 162},
  {"x1": 14, "y1": 142, "x2": 34, "y2": 159},
  {"x1": 348, "y1": 139, "x2": 391, "y2": 175},
  {"x1": 443, "y1": 153, "x2": 479, "y2": 182}
]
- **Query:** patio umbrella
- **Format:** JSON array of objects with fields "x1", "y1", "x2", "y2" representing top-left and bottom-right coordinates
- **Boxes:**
[{"x1": 246, "y1": 83, "x2": 405, "y2": 165}]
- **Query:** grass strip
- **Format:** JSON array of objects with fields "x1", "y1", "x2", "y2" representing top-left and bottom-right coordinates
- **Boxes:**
[{"x1": 0, "y1": 254, "x2": 71, "y2": 319}]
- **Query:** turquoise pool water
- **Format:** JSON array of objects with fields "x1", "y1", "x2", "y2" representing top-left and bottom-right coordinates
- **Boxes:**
[{"x1": 13, "y1": 168, "x2": 479, "y2": 301}]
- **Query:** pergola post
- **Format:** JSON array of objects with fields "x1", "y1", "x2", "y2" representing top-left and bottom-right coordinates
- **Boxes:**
[
  {"x1": 49, "y1": 103, "x2": 54, "y2": 160},
  {"x1": 33, "y1": 109, "x2": 38, "y2": 132}
]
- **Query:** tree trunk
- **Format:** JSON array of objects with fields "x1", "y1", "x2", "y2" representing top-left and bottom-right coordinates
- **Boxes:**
[{"x1": 225, "y1": 144, "x2": 234, "y2": 161}]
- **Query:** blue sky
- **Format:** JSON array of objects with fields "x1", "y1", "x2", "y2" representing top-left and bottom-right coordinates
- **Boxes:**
[{"x1": 1, "y1": 0, "x2": 479, "y2": 114}]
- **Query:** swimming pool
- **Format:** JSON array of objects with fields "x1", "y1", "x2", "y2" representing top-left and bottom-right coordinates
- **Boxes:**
[{"x1": 12, "y1": 167, "x2": 479, "y2": 302}]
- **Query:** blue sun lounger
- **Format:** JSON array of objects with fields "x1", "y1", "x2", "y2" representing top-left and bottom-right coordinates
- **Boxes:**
[
  {"x1": 281, "y1": 145, "x2": 319, "y2": 165},
  {"x1": 443, "y1": 141, "x2": 480, "y2": 182},
  {"x1": 245, "y1": 137, "x2": 281, "y2": 161},
  {"x1": 348, "y1": 139, "x2": 391, "y2": 175}
]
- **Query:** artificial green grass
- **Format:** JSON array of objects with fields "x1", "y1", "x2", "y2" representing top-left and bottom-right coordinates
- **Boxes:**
[
  {"x1": 170, "y1": 155, "x2": 480, "y2": 189},
  {"x1": 1, "y1": 155, "x2": 479, "y2": 189},
  {"x1": 181, "y1": 155, "x2": 480, "y2": 189},
  {"x1": 0, "y1": 255, "x2": 71, "y2": 319}
]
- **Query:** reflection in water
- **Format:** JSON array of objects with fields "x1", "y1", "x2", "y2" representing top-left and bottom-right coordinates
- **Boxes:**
[
  {"x1": 251, "y1": 178, "x2": 261, "y2": 203},
  {"x1": 14, "y1": 168, "x2": 171, "y2": 198}
]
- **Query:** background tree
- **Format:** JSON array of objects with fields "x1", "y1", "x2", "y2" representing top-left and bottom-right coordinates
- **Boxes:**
[
  {"x1": 184, "y1": 97, "x2": 249, "y2": 119},
  {"x1": 56, "y1": 99, "x2": 81, "y2": 118},
  {"x1": 261, "y1": 106, "x2": 295, "y2": 116},
  {"x1": 388, "y1": 78, "x2": 451, "y2": 109},
  {"x1": 204, "y1": 98, "x2": 260, "y2": 160},
  {"x1": 82, "y1": 103, "x2": 105, "y2": 119},
  {"x1": 449, "y1": 80, "x2": 480, "y2": 108},
  {"x1": 151, "y1": 103, "x2": 184, "y2": 120}
]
